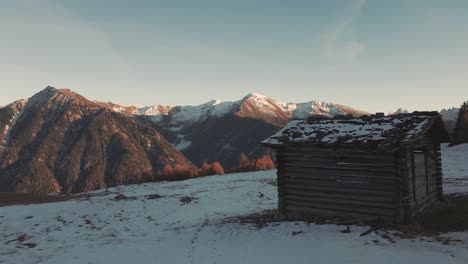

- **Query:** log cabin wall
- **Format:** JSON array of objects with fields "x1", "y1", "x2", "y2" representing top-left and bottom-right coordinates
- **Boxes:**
[
  {"x1": 263, "y1": 113, "x2": 449, "y2": 223},
  {"x1": 275, "y1": 145, "x2": 402, "y2": 222},
  {"x1": 404, "y1": 137, "x2": 443, "y2": 217},
  {"x1": 396, "y1": 148, "x2": 412, "y2": 222}
]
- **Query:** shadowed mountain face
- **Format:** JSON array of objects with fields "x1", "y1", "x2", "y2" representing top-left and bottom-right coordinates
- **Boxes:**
[
  {"x1": 138, "y1": 114, "x2": 280, "y2": 170},
  {"x1": 0, "y1": 87, "x2": 196, "y2": 194},
  {"x1": 181, "y1": 115, "x2": 278, "y2": 169}
]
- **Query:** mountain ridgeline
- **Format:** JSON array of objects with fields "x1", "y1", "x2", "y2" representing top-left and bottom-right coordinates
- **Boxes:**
[
  {"x1": 132, "y1": 92, "x2": 369, "y2": 169},
  {"x1": 0, "y1": 87, "x2": 369, "y2": 193},
  {"x1": 0, "y1": 88, "x2": 196, "y2": 193}
]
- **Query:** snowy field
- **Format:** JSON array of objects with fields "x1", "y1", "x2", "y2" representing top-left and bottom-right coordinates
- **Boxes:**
[
  {"x1": 442, "y1": 143, "x2": 468, "y2": 194},
  {"x1": 1, "y1": 145, "x2": 468, "y2": 264},
  {"x1": 442, "y1": 143, "x2": 468, "y2": 178}
]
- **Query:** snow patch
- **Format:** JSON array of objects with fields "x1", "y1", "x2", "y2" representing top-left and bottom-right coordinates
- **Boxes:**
[
  {"x1": 112, "y1": 106, "x2": 127, "y2": 113},
  {"x1": 135, "y1": 105, "x2": 175, "y2": 116},
  {"x1": 262, "y1": 115, "x2": 435, "y2": 146},
  {"x1": 175, "y1": 140, "x2": 192, "y2": 150}
]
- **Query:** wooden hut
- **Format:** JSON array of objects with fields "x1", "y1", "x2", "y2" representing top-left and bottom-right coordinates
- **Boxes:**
[{"x1": 260, "y1": 112, "x2": 450, "y2": 223}]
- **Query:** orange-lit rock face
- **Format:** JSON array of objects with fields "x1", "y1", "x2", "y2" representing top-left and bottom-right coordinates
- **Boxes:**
[{"x1": 0, "y1": 87, "x2": 196, "y2": 194}]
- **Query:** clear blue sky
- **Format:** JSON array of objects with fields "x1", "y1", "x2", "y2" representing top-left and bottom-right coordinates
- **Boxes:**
[{"x1": 1, "y1": 0, "x2": 467, "y2": 112}]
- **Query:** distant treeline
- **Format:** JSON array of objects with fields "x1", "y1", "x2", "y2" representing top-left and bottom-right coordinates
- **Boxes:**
[{"x1": 157, "y1": 153, "x2": 275, "y2": 181}]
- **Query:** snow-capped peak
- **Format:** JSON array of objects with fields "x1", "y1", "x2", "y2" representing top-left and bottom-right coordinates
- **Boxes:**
[
  {"x1": 241, "y1": 92, "x2": 275, "y2": 106},
  {"x1": 128, "y1": 92, "x2": 369, "y2": 126},
  {"x1": 212, "y1": 99, "x2": 223, "y2": 106},
  {"x1": 136, "y1": 105, "x2": 175, "y2": 116},
  {"x1": 165, "y1": 99, "x2": 238, "y2": 124},
  {"x1": 21, "y1": 88, "x2": 365, "y2": 127},
  {"x1": 243, "y1": 92, "x2": 268, "y2": 100}
]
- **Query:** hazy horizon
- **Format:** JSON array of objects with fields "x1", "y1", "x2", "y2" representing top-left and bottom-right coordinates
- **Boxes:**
[{"x1": 1, "y1": 0, "x2": 467, "y2": 112}]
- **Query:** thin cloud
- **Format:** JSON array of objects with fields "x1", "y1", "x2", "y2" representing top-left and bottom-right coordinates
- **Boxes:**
[{"x1": 321, "y1": 0, "x2": 366, "y2": 61}]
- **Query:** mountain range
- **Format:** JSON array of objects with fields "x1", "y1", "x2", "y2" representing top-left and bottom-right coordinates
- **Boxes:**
[
  {"x1": 0, "y1": 88, "x2": 195, "y2": 193},
  {"x1": 0, "y1": 87, "x2": 458, "y2": 193},
  {"x1": 129, "y1": 92, "x2": 370, "y2": 169}
]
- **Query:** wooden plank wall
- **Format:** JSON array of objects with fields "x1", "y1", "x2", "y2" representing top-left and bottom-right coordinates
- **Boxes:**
[
  {"x1": 396, "y1": 148, "x2": 411, "y2": 222},
  {"x1": 402, "y1": 137, "x2": 442, "y2": 218},
  {"x1": 435, "y1": 144, "x2": 443, "y2": 200},
  {"x1": 276, "y1": 146, "x2": 400, "y2": 222},
  {"x1": 414, "y1": 151, "x2": 428, "y2": 201}
]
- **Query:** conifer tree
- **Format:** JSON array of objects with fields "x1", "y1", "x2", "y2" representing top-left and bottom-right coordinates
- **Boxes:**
[{"x1": 453, "y1": 101, "x2": 468, "y2": 143}]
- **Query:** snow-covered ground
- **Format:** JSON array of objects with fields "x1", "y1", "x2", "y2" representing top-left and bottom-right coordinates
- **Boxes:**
[
  {"x1": 442, "y1": 143, "x2": 468, "y2": 178},
  {"x1": 1, "y1": 145, "x2": 468, "y2": 264},
  {"x1": 442, "y1": 143, "x2": 468, "y2": 194}
]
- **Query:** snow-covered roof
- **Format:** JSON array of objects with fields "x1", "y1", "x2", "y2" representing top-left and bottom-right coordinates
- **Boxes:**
[{"x1": 261, "y1": 112, "x2": 448, "y2": 149}]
